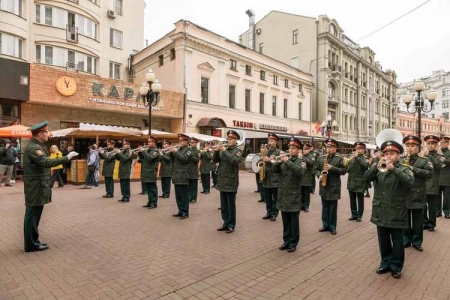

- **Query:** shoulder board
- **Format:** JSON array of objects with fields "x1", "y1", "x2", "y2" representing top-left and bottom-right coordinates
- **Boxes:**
[{"x1": 335, "y1": 154, "x2": 341, "y2": 157}]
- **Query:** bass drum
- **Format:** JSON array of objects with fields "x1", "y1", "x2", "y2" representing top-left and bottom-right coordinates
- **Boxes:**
[{"x1": 245, "y1": 153, "x2": 261, "y2": 173}]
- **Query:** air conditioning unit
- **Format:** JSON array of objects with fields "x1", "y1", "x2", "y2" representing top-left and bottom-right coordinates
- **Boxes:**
[
  {"x1": 107, "y1": 10, "x2": 116, "y2": 19},
  {"x1": 256, "y1": 28, "x2": 261, "y2": 35}
]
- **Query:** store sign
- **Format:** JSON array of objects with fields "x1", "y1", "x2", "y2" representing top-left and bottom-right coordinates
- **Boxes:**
[
  {"x1": 259, "y1": 124, "x2": 288, "y2": 132},
  {"x1": 232, "y1": 120, "x2": 257, "y2": 129},
  {"x1": 212, "y1": 129, "x2": 222, "y2": 137}
]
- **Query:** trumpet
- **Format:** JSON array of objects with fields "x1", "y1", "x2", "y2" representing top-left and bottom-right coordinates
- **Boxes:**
[
  {"x1": 270, "y1": 152, "x2": 291, "y2": 163},
  {"x1": 377, "y1": 158, "x2": 390, "y2": 172},
  {"x1": 131, "y1": 146, "x2": 149, "y2": 152},
  {"x1": 343, "y1": 153, "x2": 356, "y2": 166},
  {"x1": 160, "y1": 144, "x2": 180, "y2": 154},
  {"x1": 211, "y1": 142, "x2": 228, "y2": 151}
]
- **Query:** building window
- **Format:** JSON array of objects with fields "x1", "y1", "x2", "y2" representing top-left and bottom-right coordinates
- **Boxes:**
[
  {"x1": 230, "y1": 59, "x2": 237, "y2": 71},
  {"x1": 35, "y1": 44, "x2": 41, "y2": 63},
  {"x1": 443, "y1": 89, "x2": 450, "y2": 97},
  {"x1": 443, "y1": 100, "x2": 449, "y2": 108},
  {"x1": 292, "y1": 29, "x2": 298, "y2": 45},
  {"x1": 444, "y1": 112, "x2": 449, "y2": 120},
  {"x1": 272, "y1": 96, "x2": 277, "y2": 116},
  {"x1": 170, "y1": 48, "x2": 175, "y2": 61},
  {"x1": 260, "y1": 93, "x2": 265, "y2": 114},
  {"x1": 260, "y1": 70, "x2": 265, "y2": 81},
  {"x1": 298, "y1": 103, "x2": 302, "y2": 120},
  {"x1": 328, "y1": 82, "x2": 336, "y2": 97},
  {"x1": 283, "y1": 99, "x2": 288, "y2": 118},
  {"x1": 1, "y1": 0, "x2": 23, "y2": 17},
  {"x1": 0, "y1": 33, "x2": 23, "y2": 59},
  {"x1": 201, "y1": 77, "x2": 209, "y2": 104},
  {"x1": 273, "y1": 75, "x2": 278, "y2": 85},
  {"x1": 259, "y1": 42, "x2": 263, "y2": 54},
  {"x1": 245, "y1": 89, "x2": 251, "y2": 112},
  {"x1": 284, "y1": 79, "x2": 289, "y2": 88},
  {"x1": 109, "y1": 62, "x2": 120, "y2": 79},
  {"x1": 298, "y1": 84, "x2": 303, "y2": 93},
  {"x1": 45, "y1": 46, "x2": 53, "y2": 65},
  {"x1": 229, "y1": 85, "x2": 236, "y2": 109},
  {"x1": 110, "y1": 29, "x2": 122, "y2": 49},
  {"x1": 330, "y1": 24, "x2": 337, "y2": 37},
  {"x1": 112, "y1": 0, "x2": 122, "y2": 15},
  {"x1": 245, "y1": 65, "x2": 252, "y2": 76},
  {"x1": 158, "y1": 54, "x2": 164, "y2": 66},
  {"x1": 45, "y1": 6, "x2": 52, "y2": 25},
  {"x1": 36, "y1": 44, "x2": 96, "y2": 73}
]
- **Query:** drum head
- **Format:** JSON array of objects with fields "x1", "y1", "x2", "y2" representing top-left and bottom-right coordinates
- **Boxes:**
[{"x1": 245, "y1": 153, "x2": 261, "y2": 173}]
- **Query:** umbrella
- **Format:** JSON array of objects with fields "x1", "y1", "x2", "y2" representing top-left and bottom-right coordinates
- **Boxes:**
[
  {"x1": 141, "y1": 129, "x2": 177, "y2": 139},
  {"x1": 0, "y1": 124, "x2": 32, "y2": 138},
  {"x1": 51, "y1": 123, "x2": 143, "y2": 143},
  {"x1": 186, "y1": 133, "x2": 226, "y2": 142}
]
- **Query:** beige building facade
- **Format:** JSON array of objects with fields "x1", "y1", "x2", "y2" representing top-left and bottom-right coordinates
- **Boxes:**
[
  {"x1": 132, "y1": 20, "x2": 314, "y2": 147},
  {"x1": 0, "y1": 0, "x2": 144, "y2": 80},
  {"x1": 240, "y1": 11, "x2": 398, "y2": 144}
]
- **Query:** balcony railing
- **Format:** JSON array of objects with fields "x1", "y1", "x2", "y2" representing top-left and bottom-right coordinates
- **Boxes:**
[
  {"x1": 66, "y1": 25, "x2": 78, "y2": 43},
  {"x1": 66, "y1": 62, "x2": 78, "y2": 72},
  {"x1": 331, "y1": 64, "x2": 342, "y2": 73},
  {"x1": 328, "y1": 95, "x2": 340, "y2": 104}
]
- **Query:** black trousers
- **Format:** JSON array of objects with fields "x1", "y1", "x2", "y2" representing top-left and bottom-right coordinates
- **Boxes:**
[
  {"x1": 201, "y1": 173, "x2": 211, "y2": 192},
  {"x1": 62, "y1": 167, "x2": 68, "y2": 184},
  {"x1": 105, "y1": 176, "x2": 114, "y2": 196},
  {"x1": 265, "y1": 187, "x2": 279, "y2": 217},
  {"x1": 424, "y1": 194, "x2": 438, "y2": 229},
  {"x1": 281, "y1": 211, "x2": 300, "y2": 248},
  {"x1": 188, "y1": 178, "x2": 198, "y2": 201},
  {"x1": 377, "y1": 226, "x2": 404, "y2": 273},
  {"x1": 175, "y1": 184, "x2": 189, "y2": 216},
  {"x1": 24, "y1": 205, "x2": 44, "y2": 251},
  {"x1": 50, "y1": 169, "x2": 64, "y2": 188},
  {"x1": 161, "y1": 177, "x2": 171, "y2": 196},
  {"x1": 255, "y1": 173, "x2": 261, "y2": 192},
  {"x1": 321, "y1": 199, "x2": 338, "y2": 231},
  {"x1": 143, "y1": 182, "x2": 158, "y2": 206},
  {"x1": 404, "y1": 208, "x2": 423, "y2": 247},
  {"x1": 220, "y1": 191, "x2": 236, "y2": 229},
  {"x1": 120, "y1": 178, "x2": 130, "y2": 201},
  {"x1": 141, "y1": 181, "x2": 148, "y2": 194},
  {"x1": 349, "y1": 192, "x2": 364, "y2": 219},
  {"x1": 300, "y1": 186, "x2": 311, "y2": 210},
  {"x1": 311, "y1": 173, "x2": 316, "y2": 192},
  {"x1": 442, "y1": 186, "x2": 450, "y2": 216},
  {"x1": 211, "y1": 171, "x2": 218, "y2": 185}
]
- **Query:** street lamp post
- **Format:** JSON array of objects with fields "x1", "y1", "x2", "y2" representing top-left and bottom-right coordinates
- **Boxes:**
[
  {"x1": 139, "y1": 69, "x2": 162, "y2": 136},
  {"x1": 403, "y1": 81, "x2": 437, "y2": 139}
]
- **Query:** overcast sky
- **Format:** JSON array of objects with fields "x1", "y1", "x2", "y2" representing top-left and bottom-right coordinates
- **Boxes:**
[{"x1": 144, "y1": 0, "x2": 449, "y2": 84}]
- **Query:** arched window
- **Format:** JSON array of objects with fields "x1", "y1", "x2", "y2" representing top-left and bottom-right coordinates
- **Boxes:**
[
  {"x1": 329, "y1": 24, "x2": 337, "y2": 37},
  {"x1": 354, "y1": 117, "x2": 357, "y2": 130},
  {"x1": 369, "y1": 56, "x2": 373, "y2": 64},
  {"x1": 349, "y1": 116, "x2": 353, "y2": 130},
  {"x1": 328, "y1": 82, "x2": 336, "y2": 97},
  {"x1": 344, "y1": 114, "x2": 348, "y2": 129}
]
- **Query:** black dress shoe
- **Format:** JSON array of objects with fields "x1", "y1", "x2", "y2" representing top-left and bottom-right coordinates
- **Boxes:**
[
  {"x1": 330, "y1": 230, "x2": 337, "y2": 235},
  {"x1": 270, "y1": 216, "x2": 277, "y2": 222},
  {"x1": 404, "y1": 243, "x2": 411, "y2": 248},
  {"x1": 38, "y1": 242, "x2": 48, "y2": 247},
  {"x1": 226, "y1": 228, "x2": 234, "y2": 234},
  {"x1": 148, "y1": 205, "x2": 157, "y2": 209},
  {"x1": 356, "y1": 218, "x2": 362, "y2": 222},
  {"x1": 159, "y1": 195, "x2": 165, "y2": 198},
  {"x1": 304, "y1": 208, "x2": 309, "y2": 212},
  {"x1": 254, "y1": 190, "x2": 260, "y2": 193},
  {"x1": 173, "y1": 213, "x2": 182, "y2": 217},
  {"x1": 310, "y1": 191, "x2": 315, "y2": 194},
  {"x1": 413, "y1": 245, "x2": 423, "y2": 252},
  {"x1": 348, "y1": 216, "x2": 357, "y2": 221},
  {"x1": 446, "y1": 215, "x2": 450, "y2": 219},
  {"x1": 200, "y1": 191, "x2": 206, "y2": 194},
  {"x1": 102, "y1": 195, "x2": 109, "y2": 198},
  {"x1": 391, "y1": 271, "x2": 402, "y2": 279},
  {"x1": 25, "y1": 244, "x2": 49, "y2": 252},
  {"x1": 180, "y1": 215, "x2": 188, "y2": 219},
  {"x1": 279, "y1": 244, "x2": 289, "y2": 250},
  {"x1": 428, "y1": 228, "x2": 436, "y2": 232},
  {"x1": 190, "y1": 200, "x2": 197, "y2": 203},
  {"x1": 376, "y1": 267, "x2": 390, "y2": 274},
  {"x1": 365, "y1": 193, "x2": 370, "y2": 198},
  {"x1": 258, "y1": 199, "x2": 265, "y2": 202},
  {"x1": 218, "y1": 207, "x2": 221, "y2": 210},
  {"x1": 287, "y1": 247, "x2": 296, "y2": 253},
  {"x1": 437, "y1": 214, "x2": 442, "y2": 218},
  {"x1": 319, "y1": 227, "x2": 329, "y2": 232},
  {"x1": 122, "y1": 200, "x2": 129, "y2": 203},
  {"x1": 142, "y1": 204, "x2": 151, "y2": 208},
  {"x1": 139, "y1": 192, "x2": 147, "y2": 195},
  {"x1": 262, "y1": 215, "x2": 271, "y2": 220},
  {"x1": 217, "y1": 227, "x2": 227, "y2": 231},
  {"x1": 105, "y1": 195, "x2": 113, "y2": 198},
  {"x1": 163, "y1": 195, "x2": 170, "y2": 198},
  {"x1": 204, "y1": 191, "x2": 210, "y2": 194},
  {"x1": 118, "y1": 199, "x2": 125, "y2": 202}
]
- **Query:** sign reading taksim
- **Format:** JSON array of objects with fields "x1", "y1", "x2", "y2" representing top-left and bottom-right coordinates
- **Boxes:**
[
  {"x1": 233, "y1": 120, "x2": 257, "y2": 129},
  {"x1": 232, "y1": 120, "x2": 288, "y2": 132}
]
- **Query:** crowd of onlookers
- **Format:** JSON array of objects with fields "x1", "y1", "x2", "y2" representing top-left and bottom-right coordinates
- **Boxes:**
[{"x1": 0, "y1": 138, "x2": 20, "y2": 186}]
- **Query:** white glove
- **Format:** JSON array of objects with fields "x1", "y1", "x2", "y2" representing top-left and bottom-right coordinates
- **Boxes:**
[{"x1": 67, "y1": 152, "x2": 79, "y2": 160}]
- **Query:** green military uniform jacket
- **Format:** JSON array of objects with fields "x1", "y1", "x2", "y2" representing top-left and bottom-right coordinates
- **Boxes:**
[
  {"x1": 439, "y1": 148, "x2": 450, "y2": 187},
  {"x1": 261, "y1": 148, "x2": 280, "y2": 188},
  {"x1": 200, "y1": 150, "x2": 213, "y2": 174},
  {"x1": 100, "y1": 149, "x2": 116, "y2": 177},
  {"x1": 273, "y1": 156, "x2": 304, "y2": 212},
  {"x1": 159, "y1": 152, "x2": 173, "y2": 178},
  {"x1": 346, "y1": 154, "x2": 370, "y2": 193},
  {"x1": 314, "y1": 153, "x2": 346, "y2": 200},
  {"x1": 426, "y1": 150, "x2": 442, "y2": 195},
  {"x1": 23, "y1": 138, "x2": 69, "y2": 207},
  {"x1": 171, "y1": 145, "x2": 192, "y2": 185},
  {"x1": 365, "y1": 162, "x2": 414, "y2": 228},
  {"x1": 299, "y1": 153, "x2": 314, "y2": 186},
  {"x1": 187, "y1": 147, "x2": 200, "y2": 179},
  {"x1": 139, "y1": 147, "x2": 160, "y2": 183},
  {"x1": 400, "y1": 154, "x2": 433, "y2": 209},
  {"x1": 116, "y1": 148, "x2": 132, "y2": 179},
  {"x1": 213, "y1": 145, "x2": 242, "y2": 192}
]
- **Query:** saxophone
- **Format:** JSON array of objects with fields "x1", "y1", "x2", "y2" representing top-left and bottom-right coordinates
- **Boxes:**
[
  {"x1": 402, "y1": 152, "x2": 411, "y2": 167},
  {"x1": 321, "y1": 155, "x2": 329, "y2": 187},
  {"x1": 257, "y1": 144, "x2": 267, "y2": 181}
]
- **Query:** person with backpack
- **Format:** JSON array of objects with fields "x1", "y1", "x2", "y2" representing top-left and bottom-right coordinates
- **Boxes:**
[{"x1": 0, "y1": 138, "x2": 16, "y2": 186}]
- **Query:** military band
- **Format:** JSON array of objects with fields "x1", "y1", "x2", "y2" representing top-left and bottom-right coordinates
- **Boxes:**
[
  {"x1": 299, "y1": 142, "x2": 315, "y2": 212},
  {"x1": 159, "y1": 140, "x2": 173, "y2": 198},
  {"x1": 261, "y1": 133, "x2": 281, "y2": 221},
  {"x1": 139, "y1": 136, "x2": 160, "y2": 209},
  {"x1": 200, "y1": 141, "x2": 213, "y2": 194},
  {"x1": 116, "y1": 140, "x2": 133, "y2": 202},
  {"x1": 171, "y1": 134, "x2": 192, "y2": 219},
  {"x1": 99, "y1": 140, "x2": 116, "y2": 198},
  {"x1": 423, "y1": 135, "x2": 442, "y2": 231}
]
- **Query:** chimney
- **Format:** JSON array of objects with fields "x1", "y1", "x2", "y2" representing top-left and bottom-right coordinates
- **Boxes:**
[{"x1": 245, "y1": 10, "x2": 255, "y2": 50}]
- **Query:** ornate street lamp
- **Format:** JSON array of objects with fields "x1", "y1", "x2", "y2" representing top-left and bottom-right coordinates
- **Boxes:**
[
  {"x1": 139, "y1": 68, "x2": 162, "y2": 136},
  {"x1": 403, "y1": 81, "x2": 437, "y2": 139}
]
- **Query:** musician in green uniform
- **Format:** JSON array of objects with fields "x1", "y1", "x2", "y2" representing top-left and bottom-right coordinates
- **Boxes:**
[
  {"x1": 170, "y1": 134, "x2": 192, "y2": 219},
  {"x1": 99, "y1": 140, "x2": 116, "y2": 198},
  {"x1": 214, "y1": 130, "x2": 243, "y2": 234},
  {"x1": 401, "y1": 136, "x2": 433, "y2": 251},
  {"x1": 115, "y1": 140, "x2": 132, "y2": 202},
  {"x1": 315, "y1": 138, "x2": 346, "y2": 235},
  {"x1": 299, "y1": 142, "x2": 315, "y2": 212},
  {"x1": 23, "y1": 121, "x2": 78, "y2": 252},
  {"x1": 200, "y1": 142, "x2": 213, "y2": 194},
  {"x1": 188, "y1": 137, "x2": 200, "y2": 203},
  {"x1": 423, "y1": 135, "x2": 442, "y2": 231},
  {"x1": 261, "y1": 133, "x2": 281, "y2": 222},
  {"x1": 365, "y1": 139, "x2": 414, "y2": 279},
  {"x1": 273, "y1": 138, "x2": 305, "y2": 253},
  {"x1": 310, "y1": 146, "x2": 319, "y2": 194},
  {"x1": 439, "y1": 136, "x2": 450, "y2": 218},
  {"x1": 159, "y1": 140, "x2": 173, "y2": 198},
  {"x1": 345, "y1": 142, "x2": 370, "y2": 222},
  {"x1": 139, "y1": 136, "x2": 160, "y2": 209}
]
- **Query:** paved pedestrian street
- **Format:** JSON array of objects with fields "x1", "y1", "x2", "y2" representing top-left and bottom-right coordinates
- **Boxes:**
[{"x1": 1, "y1": 172, "x2": 450, "y2": 300}]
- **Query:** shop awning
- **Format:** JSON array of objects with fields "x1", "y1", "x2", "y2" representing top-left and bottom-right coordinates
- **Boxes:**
[
  {"x1": 51, "y1": 123, "x2": 143, "y2": 138},
  {"x1": 196, "y1": 117, "x2": 227, "y2": 128},
  {"x1": 141, "y1": 129, "x2": 177, "y2": 139},
  {"x1": 0, "y1": 124, "x2": 32, "y2": 138},
  {"x1": 337, "y1": 139, "x2": 377, "y2": 150},
  {"x1": 187, "y1": 133, "x2": 226, "y2": 142}
]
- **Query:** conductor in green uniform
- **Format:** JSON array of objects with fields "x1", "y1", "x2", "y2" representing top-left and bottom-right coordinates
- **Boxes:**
[
  {"x1": 23, "y1": 121, "x2": 78, "y2": 252},
  {"x1": 365, "y1": 140, "x2": 414, "y2": 279},
  {"x1": 139, "y1": 136, "x2": 160, "y2": 209},
  {"x1": 99, "y1": 140, "x2": 116, "y2": 198}
]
